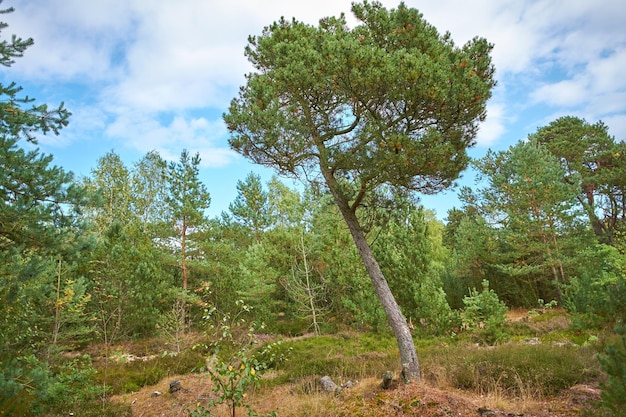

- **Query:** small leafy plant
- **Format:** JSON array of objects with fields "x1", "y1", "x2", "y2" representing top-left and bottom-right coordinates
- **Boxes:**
[{"x1": 191, "y1": 300, "x2": 287, "y2": 417}]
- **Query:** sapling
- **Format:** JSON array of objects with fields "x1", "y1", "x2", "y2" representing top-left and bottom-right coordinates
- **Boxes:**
[{"x1": 191, "y1": 300, "x2": 287, "y2": 417}]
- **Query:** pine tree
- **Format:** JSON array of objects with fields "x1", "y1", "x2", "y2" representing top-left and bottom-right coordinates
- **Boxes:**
[
  {"x1": 224, "y1": 1, "x2": 495, "y2": 381},
  {"x1": 1, "y1": 3, "x2": 90, "y2": 413},
  {"x1": 166, "y1": 149, "x2": 210, "y2": 290}
]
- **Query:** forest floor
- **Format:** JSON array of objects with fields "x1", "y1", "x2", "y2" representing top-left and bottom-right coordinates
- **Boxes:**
[
  {"x1": 111, "y1": 372, "x2": 603, "y2": 417},
  {"x1": 104, "y1": 309, "x2": 610, "y2": 417}
]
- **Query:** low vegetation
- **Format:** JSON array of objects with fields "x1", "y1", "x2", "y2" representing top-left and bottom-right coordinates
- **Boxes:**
[
  {"x1": 35, "y1": 310, "x2": 611, "y2": 417},
  {"x1": 2, "y1": 1, "x2": 625, "y2": 416}
]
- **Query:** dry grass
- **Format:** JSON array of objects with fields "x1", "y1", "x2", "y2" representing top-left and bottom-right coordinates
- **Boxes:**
[
  {"x1": 105, "y1": 311, "x2": 605, "y2": 417},
  {"x1": 112, "y1": 372, "x2": 602, "y2": 417},
  {"x1": 110, "y1": 367, "x2": 594, "y2": 415}
]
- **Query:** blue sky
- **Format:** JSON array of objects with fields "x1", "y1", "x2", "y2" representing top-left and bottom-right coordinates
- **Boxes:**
[{"x1": 2, "y1": 0, "x2": 625, "y2": 219}]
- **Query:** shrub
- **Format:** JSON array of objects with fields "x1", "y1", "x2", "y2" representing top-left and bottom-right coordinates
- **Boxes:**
[
  {"x1": 0, "y1": 354, "x2": 105, "y2": 417},
  {"x1": 563, "y1": 244, "x2": 626, "y2": 329},
  {"x1": 598, "y1": 321, "x2": 626, "y2": 415},
  {"x1": 462, "y1": 280, "x2": 508, "y2": 345},
  {"x1": 191, "y1": 300, "x2": 284, "y2": 417}
]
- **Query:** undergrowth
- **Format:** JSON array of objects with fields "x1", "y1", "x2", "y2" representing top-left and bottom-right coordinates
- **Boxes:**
[
  {"x1": 420, "y1": 342, "x2": 602, "y2": 398},
  {"x1": 77, "y1": 311, "x2": 606, "y2": 415},
  {"x1": 271, "y1": 332, "x2": 398, "y2": 387},
  {"x1": 266, "y1": 329, "x2": 602, "y2": 401},
  {"x1": 93, "y1": 348, "x2": 206, "y2": 395}
]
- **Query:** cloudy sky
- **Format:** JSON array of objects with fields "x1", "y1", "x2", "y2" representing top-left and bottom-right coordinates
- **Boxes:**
[{"x1": 2, "y1": 0, "x2": 625, "y2": 218}]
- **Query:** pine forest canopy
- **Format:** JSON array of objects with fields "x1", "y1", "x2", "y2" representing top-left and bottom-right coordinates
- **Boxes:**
[{"x1": 225, "y1": 0, "x2": 495, "y2": 382}]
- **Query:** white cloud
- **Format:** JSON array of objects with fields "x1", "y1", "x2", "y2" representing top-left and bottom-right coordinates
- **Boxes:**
[
  {"x1": 476, "y1": 102, "x2": 506, "y2": 146},
  {"x1": 531, "y1": 78, "x2": 588, "y2": 107},
  {"x1": 587, "y1": 48, "x2": 626, "y2": 94},
  {"x1": 4, "y1": 0, "x2": 135, "y2": 81},
  {"x1": 530, "y1": 46, "x2": 626, "y2": 120},
  {"x1": 3, "y1": 0, "x2": 625, "y2": 167},
  {"x1": 105, "y1": 112, "x2": 237, "y2": 167},
  {"x1": 603, "y1": 114, "x2": 626, "y2": 141}
]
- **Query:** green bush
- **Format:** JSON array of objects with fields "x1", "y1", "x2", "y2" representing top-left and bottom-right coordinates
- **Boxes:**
[
  {"x1": 0, "y1": 354, "x2": 104, "y2": 417},
  {"x1": 598, "y1": 321, "x2": 626, "y2": 415},
  {"x1": 564, "y1": 244, "x2": 626, "y2": 329},
  {"x1": 191, "y1": 300, "x2": 282, "y2": 417},
  {"x1": 463, "y1": 280, "x2": 509, "y2": 345}
]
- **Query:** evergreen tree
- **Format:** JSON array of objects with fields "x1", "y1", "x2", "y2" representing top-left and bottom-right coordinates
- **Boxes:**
[
  {"x1": 224, "y1": 1, "x2": 495, "y2": 381},
  {"x1": 530, "y1": 116, "x2": 626, "y2": 244},
  {"x1": 82, "y1": 151, "x2": 173, "y2": 339},
  {"x1": 374, "y1": 203, "x2": 453, "y2": 334},
  {"x1": 468, "y1": 141, "x2": 588, "y2": 304},
  {"x1": 229, "y1": 171, "x2": 271, "y2": 243},
  {"x1": 0, "y1": 4, "x2": 91, "y2": 413},
  {"x1": 166, "y1": 149, "x2": 210, "y2": 290}
]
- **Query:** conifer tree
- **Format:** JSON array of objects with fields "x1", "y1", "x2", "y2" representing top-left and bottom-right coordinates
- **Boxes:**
[
  {"x1": 0, "y1": 3, "x2": 89, "y2": 412},
  {"x1": 166, "y1": 149, "x2": 210, "y2": 290},
  {"x1": 224, "y1": 1, "x2": 495, "y2": 381}
]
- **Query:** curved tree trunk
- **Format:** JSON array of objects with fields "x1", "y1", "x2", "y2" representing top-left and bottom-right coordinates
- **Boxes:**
[{"x1": 325, "y1": 183, "x2": 421, "y2": 382}]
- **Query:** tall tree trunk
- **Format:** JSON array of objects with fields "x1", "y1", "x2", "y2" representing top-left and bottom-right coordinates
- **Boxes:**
[
  {"x1": 324, "y1": 181, "x2": 420, "y2": 382},
  {"x1": 580, "y1": 185, "x2": 610, "y2": 243},
  {"x1": 300, "y1": 235, "x2": 320, "y2": 336},
  {"x1": 181, "y1": 220, "x2": 188, "y2": 290}
]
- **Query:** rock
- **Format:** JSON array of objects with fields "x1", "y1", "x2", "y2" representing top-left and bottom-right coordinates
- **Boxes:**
[
  {"x1": 151, "y1": 391, "x2": 162, "y2": 397},
  {"x1": 381, "y1": 370, "x2": 394, "y2": 389},
  {"x1": 551, "y1": 340, "x2": 576, "y2": 347},
  {"x1": 342, "y1": 380, "x2": 355, "y2": 389},
  {"x1": 524, "y1": 337, "x2": 540, "y2": 345},
  {"x1": 169, "y1": 380, "x2": 182, "y2": 393},
  {"x1": 320, "y1": 375, "x2": 338, "y2": 392}
]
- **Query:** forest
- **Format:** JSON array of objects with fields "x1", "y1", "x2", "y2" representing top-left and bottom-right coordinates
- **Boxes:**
[{"x1": 2, "y1": 1, "x2": 626, "y2": 416}]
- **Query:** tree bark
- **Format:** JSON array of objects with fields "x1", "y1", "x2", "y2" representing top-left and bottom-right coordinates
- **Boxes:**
[
  {"x1": 181, "y1": 221, "x2": 188, "y2": 290},
  {"x1": 323, "y1": 178, "x2": 421, "y2": 382}
]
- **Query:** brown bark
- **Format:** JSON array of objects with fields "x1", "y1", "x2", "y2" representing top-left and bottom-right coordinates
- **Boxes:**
[{"x1": 181, "y1": 221, "x2": 188, "y2": 290}]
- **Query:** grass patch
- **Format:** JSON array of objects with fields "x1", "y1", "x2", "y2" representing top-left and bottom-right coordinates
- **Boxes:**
[
  {"x1": 420, "y1": 342, "x2": 602, "y2": 398},
  {"x1": 271, "y1": 332, "x2": 398, "y2": 386},
  {"x1": 93, "y1": 349, "x2": 206, "y2": 395},
  {"x1": 44, "y1": 401, "x2": 132, "y2": 417}
]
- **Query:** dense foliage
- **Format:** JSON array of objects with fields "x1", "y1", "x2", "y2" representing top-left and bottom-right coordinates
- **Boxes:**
[{"x1": 1, "y1": 1, "x2": 625, "y2": 415}]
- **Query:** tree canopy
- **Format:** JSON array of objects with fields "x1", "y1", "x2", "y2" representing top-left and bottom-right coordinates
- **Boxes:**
[{"x1": 226, "y1": 1, "x2": 495, "y2": 200}]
